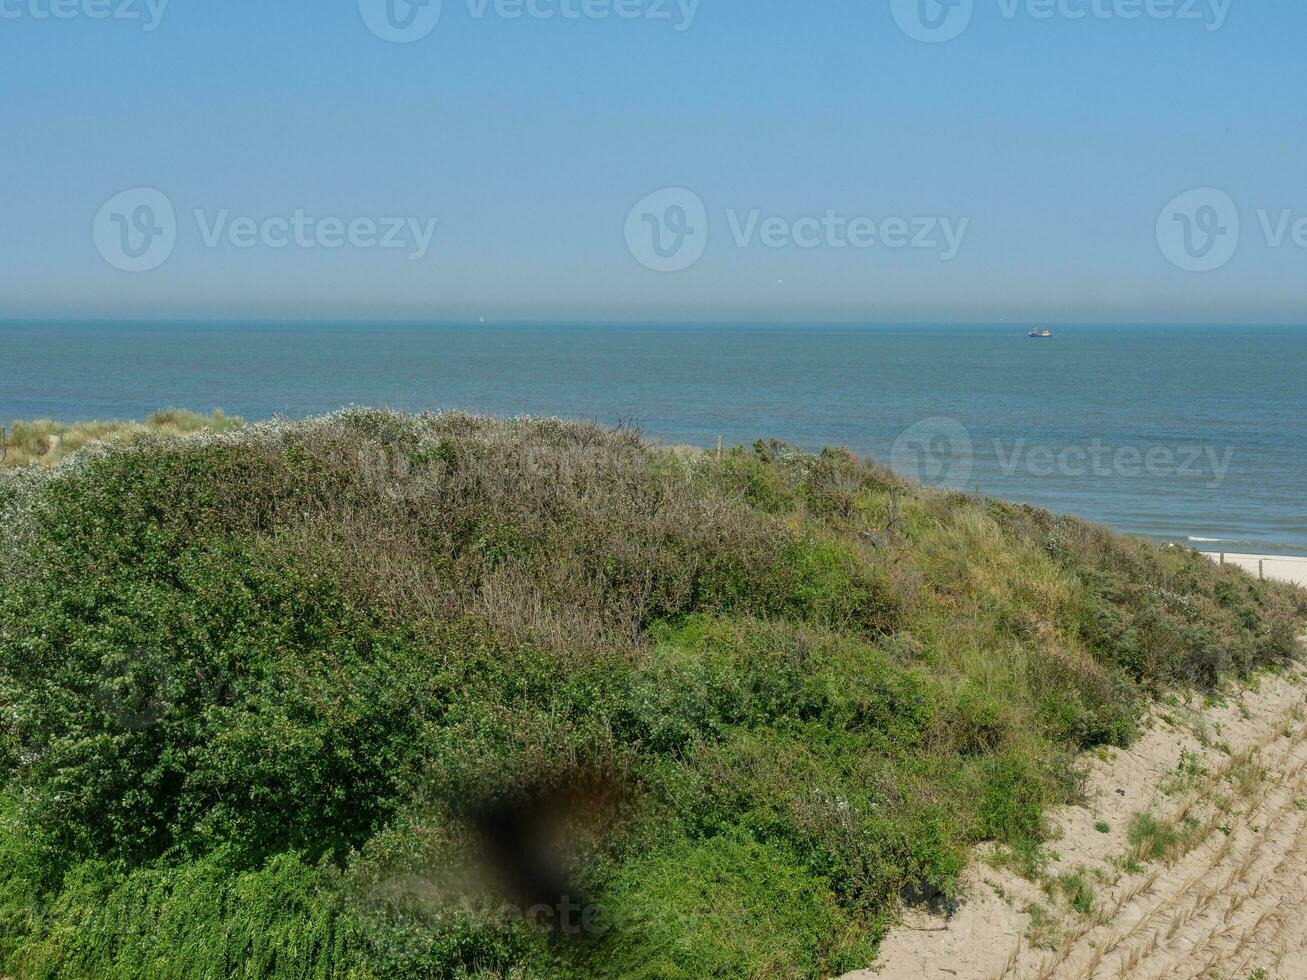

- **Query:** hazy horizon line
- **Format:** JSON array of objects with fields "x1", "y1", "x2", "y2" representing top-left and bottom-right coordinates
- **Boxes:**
[{"x1": 4, "y1": 316, "x2": 1307, "y2": 329}]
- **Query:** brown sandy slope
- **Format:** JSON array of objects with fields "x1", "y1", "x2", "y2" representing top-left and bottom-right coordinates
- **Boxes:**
[{"x1": 848, "y1": 666, "x2": 1307, "y2": 980}]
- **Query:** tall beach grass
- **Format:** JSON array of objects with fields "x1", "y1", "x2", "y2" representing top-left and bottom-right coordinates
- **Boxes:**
[{"x1": 1, "y1": 408, "x2": 242, "y2": 467}]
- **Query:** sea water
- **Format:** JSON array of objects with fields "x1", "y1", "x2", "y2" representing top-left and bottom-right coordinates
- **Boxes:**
[{"x1": 3, "y1": 321, "x2": 1304, "y2": 554}]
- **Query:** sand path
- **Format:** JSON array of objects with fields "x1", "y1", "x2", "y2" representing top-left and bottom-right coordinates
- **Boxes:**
[{"x1": 847, "y1": 666, "x2": 1307, "y2": 980}]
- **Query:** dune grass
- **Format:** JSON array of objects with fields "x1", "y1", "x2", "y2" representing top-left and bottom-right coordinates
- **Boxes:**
[
  {"x1": 0, "y1": 409, "x2": 1301, "y2": 978},
  {"x1": 1, "y1": 408, "x2": 242, "y2": 467}
]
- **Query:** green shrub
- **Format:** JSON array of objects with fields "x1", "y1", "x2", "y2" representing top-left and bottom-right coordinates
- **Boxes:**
[
  {"x1": 0, "y1": 410, "x2": 1299, "y2": 978},
  {"x1": 585, "y1": 832, "x2": 876, "y2": 979},
  {"x1": 0, "y1": 827, "x2": 360, "y2": 980}
]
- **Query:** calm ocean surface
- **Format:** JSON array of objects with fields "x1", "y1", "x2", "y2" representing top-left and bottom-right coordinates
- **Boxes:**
[{"x1": 3, "y1": 321, "x2": 1305, "y2": 555}]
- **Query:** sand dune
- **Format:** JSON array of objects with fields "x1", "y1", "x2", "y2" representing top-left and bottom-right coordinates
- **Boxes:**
[{"x1": 854, "y1": 666, "x2": 1307, "y2": 980}]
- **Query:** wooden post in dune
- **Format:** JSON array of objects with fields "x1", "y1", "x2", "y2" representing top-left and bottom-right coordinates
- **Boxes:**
[
  {"x1": 717, "y1": 435, "x2": 723, "y2": 462},
  {"x1": 1259, "y1": 559, "x2": 1265, "y2": 581}
]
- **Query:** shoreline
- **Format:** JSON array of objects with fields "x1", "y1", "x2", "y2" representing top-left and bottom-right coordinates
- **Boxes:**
[{"x1": 1203, "y1": 552, "x2": 1307, "y2": 588}]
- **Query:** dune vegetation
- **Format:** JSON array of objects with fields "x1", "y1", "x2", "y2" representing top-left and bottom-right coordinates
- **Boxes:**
[
  {"x1": 0, "y1": 409, "x2": 1301, "y2": 979},
  {"x1": 1, "y1": 408, "x2": 241, "y2": 468}
]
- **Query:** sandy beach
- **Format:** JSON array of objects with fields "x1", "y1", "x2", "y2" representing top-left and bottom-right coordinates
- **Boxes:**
[{"x1": 1203, "y1": 553, "x2": 1307, "y2": 588}]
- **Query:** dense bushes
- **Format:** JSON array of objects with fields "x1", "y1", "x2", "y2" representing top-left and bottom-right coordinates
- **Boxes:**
[{"x1": 0, "y1": 410, "x2": 1301, "y2": 978}]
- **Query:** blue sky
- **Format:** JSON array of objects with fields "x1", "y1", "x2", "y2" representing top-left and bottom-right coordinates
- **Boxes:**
[{"x1": 1, "y1": 0, "x2": 1304, "y2": 322}]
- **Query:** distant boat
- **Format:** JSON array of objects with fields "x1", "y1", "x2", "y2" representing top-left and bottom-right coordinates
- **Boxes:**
[{"x1": 1028, "y1": 327, "x2": 1052, "y2": 338}]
